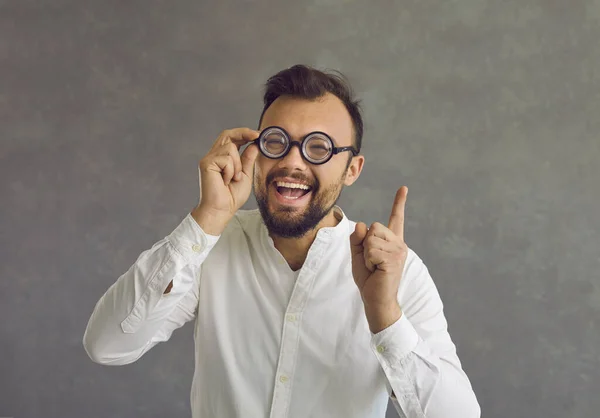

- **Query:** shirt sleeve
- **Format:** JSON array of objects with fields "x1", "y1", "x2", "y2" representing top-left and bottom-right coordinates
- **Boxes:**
[
  {"x1": 370, "y1": 248, "x2": 481, "y2": 418},
  {"x1": 83, "y1": 212, "x2": 220, "y2": 366}
]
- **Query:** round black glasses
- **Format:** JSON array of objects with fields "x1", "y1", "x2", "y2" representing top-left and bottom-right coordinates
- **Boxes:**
[{"x1": 251, "y1": 126, "x2": 358, "y2": 165}]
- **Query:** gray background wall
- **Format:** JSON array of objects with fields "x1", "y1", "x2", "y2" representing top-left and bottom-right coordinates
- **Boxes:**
[{"x1": 1, "y1": 1, "x2": 599, "y2": 417}]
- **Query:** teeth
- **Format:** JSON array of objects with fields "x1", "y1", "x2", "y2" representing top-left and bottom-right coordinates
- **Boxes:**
[{"x1": 275, "y1": 181, "x2": 311, "y2": 190}]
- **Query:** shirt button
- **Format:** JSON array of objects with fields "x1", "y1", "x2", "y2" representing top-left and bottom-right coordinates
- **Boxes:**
[
  {"x1": 376, "y1": 345, "x2": 386, "y2": 353},
  {"x1": 279, "y1": 375, "x2": 289, "y2": 383},
  {"x1": 286, "y1": 314, "x2": 296, "y2": 322},
  {"x1": 191, "y1": 244, "x2": 203, "y2": 252}
]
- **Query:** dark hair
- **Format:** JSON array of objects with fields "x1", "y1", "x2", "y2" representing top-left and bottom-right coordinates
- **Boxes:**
[{"x1": 258, "y1": 64, "x2": 364, "y2": 154}]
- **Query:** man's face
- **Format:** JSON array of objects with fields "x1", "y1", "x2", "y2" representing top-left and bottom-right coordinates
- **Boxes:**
[{"x1": 253, "y1": 92, "x2": 364, "y2": 238}]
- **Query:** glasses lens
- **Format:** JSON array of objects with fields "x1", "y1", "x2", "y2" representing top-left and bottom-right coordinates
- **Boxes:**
[
  {"x1": 261, "y1": 129, "x2": 288, "y2": 157},
  {"x1": 305, "y1": 134, "x2": 332, "y2": 162}
]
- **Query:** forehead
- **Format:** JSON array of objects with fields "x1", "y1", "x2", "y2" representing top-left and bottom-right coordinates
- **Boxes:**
[{"x1": 260, "y1": 93, "x2": 354, "y2": 146}]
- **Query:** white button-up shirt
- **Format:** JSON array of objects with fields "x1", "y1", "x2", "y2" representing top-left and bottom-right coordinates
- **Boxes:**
[{"x1": 83, "y1": 206, "x2": 480, "y2": 417}]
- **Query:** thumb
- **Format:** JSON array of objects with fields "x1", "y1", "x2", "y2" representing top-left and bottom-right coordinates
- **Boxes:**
[
  {"x1": 241, "y1": 143, "x2": 259, "y2": 177},
  {"x1": 350, "y1": 222, "x2": 368, "y2": 255}
]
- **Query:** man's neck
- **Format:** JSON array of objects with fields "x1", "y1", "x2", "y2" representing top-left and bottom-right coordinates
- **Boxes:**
[{"x1": 271, "y1": 209, "x2": 341, "y2": 271}]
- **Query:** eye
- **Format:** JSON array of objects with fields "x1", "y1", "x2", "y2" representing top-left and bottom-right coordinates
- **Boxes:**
[
  {"x1": 263, "y1": 133, "x2": 287, "y2": 154},
  {"x1": 265, "y1": 138, "x2": 285, "y2": 146},
  {"x1": 306, "y1": 136, "x2": 332, "y2": 159}
]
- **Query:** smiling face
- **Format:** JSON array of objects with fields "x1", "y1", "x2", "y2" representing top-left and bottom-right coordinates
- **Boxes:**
[{"x1": 253, "y1": 92, "x2": 364, "y2": 238}]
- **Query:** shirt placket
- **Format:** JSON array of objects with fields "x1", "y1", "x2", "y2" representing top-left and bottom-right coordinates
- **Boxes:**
[{"x1": 268, "y1": 230, "x2": 332, "y2": 418}]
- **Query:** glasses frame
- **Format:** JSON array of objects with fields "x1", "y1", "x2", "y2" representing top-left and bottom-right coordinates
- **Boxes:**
[{"x1": 251, "y1": 125, "x2": 358, "y2": 165}]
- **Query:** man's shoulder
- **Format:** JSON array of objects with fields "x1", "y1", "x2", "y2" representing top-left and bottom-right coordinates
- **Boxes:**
[
  {"x1": 219, "y1": 209, "x2": 263, "y2": 237},
  {"x1": 232, "y1": 208, "x2": 262, "y2": 226}
]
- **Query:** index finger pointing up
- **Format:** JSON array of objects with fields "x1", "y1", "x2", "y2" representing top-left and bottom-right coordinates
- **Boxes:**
[{"x1": 388, "y1": 186, "x2": 408, "y2": 239}]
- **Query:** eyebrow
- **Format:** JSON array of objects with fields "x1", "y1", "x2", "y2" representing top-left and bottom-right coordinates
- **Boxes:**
[
  {"x1": 266, "y1": 124, "x2": 345, "y2": 147},
  {"x1": 292, "y1": 130, "x2": 341, "y2": 146}
]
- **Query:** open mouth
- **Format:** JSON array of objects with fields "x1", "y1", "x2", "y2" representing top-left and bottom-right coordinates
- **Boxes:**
[
  {"x1": 273, "y1": 181, "x2": 313, "y2": 202},
  {"x1": 276, "y1": 186, "x2": 311, "y2": 199}
]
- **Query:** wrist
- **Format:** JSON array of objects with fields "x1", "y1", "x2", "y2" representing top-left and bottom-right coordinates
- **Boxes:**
[
  {"x1": 364, "y1": 301, "x2": 402, "y2": 334},
  {"x1": 190, "y1": 205, "x2": 229, "y2": 236}
]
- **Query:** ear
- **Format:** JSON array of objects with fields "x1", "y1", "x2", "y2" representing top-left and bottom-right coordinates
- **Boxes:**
[{"x1": 343, "y1": 155, "x2": 365, "y2": 186}]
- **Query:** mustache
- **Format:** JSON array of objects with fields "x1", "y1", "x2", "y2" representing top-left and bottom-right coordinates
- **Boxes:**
[{"x1": 266, "y1": 171, "x2": 317, "y2": 188}]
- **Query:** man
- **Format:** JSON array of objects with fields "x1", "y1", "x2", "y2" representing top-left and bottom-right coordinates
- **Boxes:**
[{"x1": 83, "y1": 65, "x2": 480, "y2": 417}]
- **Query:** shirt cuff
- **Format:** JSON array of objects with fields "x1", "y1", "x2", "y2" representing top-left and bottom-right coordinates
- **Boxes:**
[
  {"x1": 167, "y1": 213, "x2": 221, "y2": 263},
  {"x1": 371, "y1": 313, "x2": 420, "y2": 369}
]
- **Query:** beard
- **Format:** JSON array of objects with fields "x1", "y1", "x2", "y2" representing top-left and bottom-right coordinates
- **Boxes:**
[{"x1": 254, "y1": 170, "x2": 345, "y2": 239}]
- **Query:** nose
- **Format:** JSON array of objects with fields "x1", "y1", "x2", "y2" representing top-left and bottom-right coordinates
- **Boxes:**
[{"x1": 277, "y1": 142, "x2": 307, "y2": 171}]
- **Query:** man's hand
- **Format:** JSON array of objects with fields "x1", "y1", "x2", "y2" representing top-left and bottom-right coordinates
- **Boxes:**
[
  {"x1": 192, "y1": 128, "x2": 260, "y2": 236},
  {"x1": 350, "y1": 186, "x2": 409, "y2": 334}
]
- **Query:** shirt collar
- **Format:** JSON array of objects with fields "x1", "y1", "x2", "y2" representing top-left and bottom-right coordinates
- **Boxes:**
[{"x1": 315, "y1": 205, "x2": 349, "y2": 240}]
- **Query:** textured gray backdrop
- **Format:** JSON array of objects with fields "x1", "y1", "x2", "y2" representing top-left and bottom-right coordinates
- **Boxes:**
[{"x1": 1, "y1": 1, "x2": 599, "y2": 417}]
